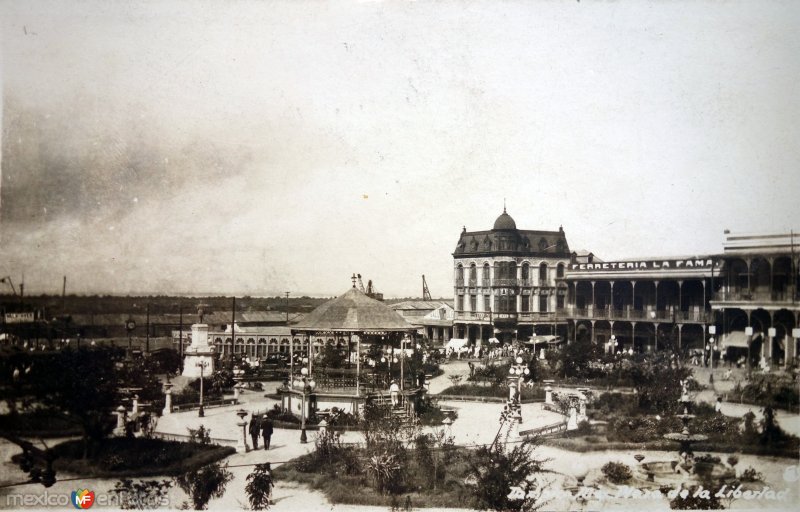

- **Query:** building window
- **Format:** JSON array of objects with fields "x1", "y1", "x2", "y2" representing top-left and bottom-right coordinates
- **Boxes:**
[
  {"x1": 557, "y1": 263, "x2": 564, "y2": 278},
  {"x1": 457, "y1": 295, "x2": 464, "y2": 311},
  {"x1": 456, "y1": 264, "x2": 464, "y2": 284},
  {"x1": 521, "y1": 263, "x2": 529, "y2": 280},
  {"x1": 483, "y1": 263, "x2": 490, "y2": 285},
  {"x1": 469, "y1": 264, "x2": 477, "y2": 285},
  {"x1": 557, "y1": 294, "x2": 565, "y2": 309},
  {"x1": 495, "y1": 295, "x2": 515, "y2": 313},
  {"x1": 470, "y1": 294, "x2": 477, "y2": 311},
  {"x1": 539, "y1": 238, "x2": 549, "y2": 251},
  {"x1": 521, "y1": 295, "x2": 530, "y2": 311},
  {"x1": 484, "y1": 295, "x2": 490, "y2": 312},
  {"x1": 539, "y1": 295, "x2": 548, "y2": 312},
  {"x1": 539, "y1": 263, "x2": 548, "y2": 283}
]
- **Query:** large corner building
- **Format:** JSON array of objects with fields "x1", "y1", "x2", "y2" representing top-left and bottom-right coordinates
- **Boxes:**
[
  {"x1": 453, "y1": 210, "x2": 800, "y2": 367},
  {"x1": 452, "y1": 208, "x2": 572, "y2": 343}
]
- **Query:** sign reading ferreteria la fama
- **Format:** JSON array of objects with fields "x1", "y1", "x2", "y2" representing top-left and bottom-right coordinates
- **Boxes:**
[{"x1": 569, "y1": 258, "x2": 721, "y2": 273}]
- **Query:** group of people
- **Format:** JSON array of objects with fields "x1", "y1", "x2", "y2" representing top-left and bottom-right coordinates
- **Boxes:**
[{"x1": 248, "y1": 413, "x2": 274, "y2": 450}]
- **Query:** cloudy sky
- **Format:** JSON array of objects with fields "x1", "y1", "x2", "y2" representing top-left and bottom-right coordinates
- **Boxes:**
[{"x1": 1, "y1": 1, "x2": 799, "y2": 297}]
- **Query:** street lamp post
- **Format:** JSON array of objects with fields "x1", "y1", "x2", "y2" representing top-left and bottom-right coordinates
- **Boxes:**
[
  {"x1": 706, "y1": 338, "x2": 718, "y2": 371},
  {"x1": 196, "y1": 360, "x2": 209, "y2": 417},
  {"x1": 125, "y1": 319, "x2": 136, "y2": 358},
  {"x1": 507, "y1": 356, "x2": 530, "y2": 423},
  {"x1": 233, "y1": 366, "x2": 245, "y2": 402},
  {"x1": 607, "y1": 334, "x2": 618, "y2": 354},
  {"x1": 299, "y1": 367, "x2": 316, "y2": 443},
  {"x1": 400, "y1": 335, "x2": 411, "y2": 390}
]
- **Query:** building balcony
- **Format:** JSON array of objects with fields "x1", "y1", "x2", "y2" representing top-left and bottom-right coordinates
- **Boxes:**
[
  {"x1": 454, "y1": 311, "x2": 492, "y2": 322},
  {"x1": 518, "y1": 312, "x2": 558, "y2": 322},
  {"x1": 519, "y1": 279, "x2": 534, "y2": 287},
  {"x1": 713, "y1": 288, "x2": 799, "y2": 304},
  {"x1": 560, "y1": 307, "x2": 710, "y2": 324},
  {"x1": 492, "y1": 278, "x2": 519, "y2": 287},
  {"x1": 493, "y1": 312, "x2": 518, "y2": 322}
]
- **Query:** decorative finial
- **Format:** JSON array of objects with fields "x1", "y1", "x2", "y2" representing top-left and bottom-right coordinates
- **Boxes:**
[
  {"x1": 503, "y1": 198, "x2": 506, "y2": 214},
  {"x1": 351, "y1": 273, "x2": 357, "y2": 288}
]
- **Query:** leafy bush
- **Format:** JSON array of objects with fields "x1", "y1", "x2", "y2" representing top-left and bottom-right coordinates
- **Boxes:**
[
  {"x1": 48, "y1": 438, "x2": 234, "y2": 477},
  {"x1": 187, "y1": 425, "x2": 212, "y2": 445},
  {"x1": 175, "y1": 462, "x2": 233, "y2": 510},
  {"x1": 601, "y1": 461, "x2": 632, "y2": 484},
  {"x1": 466, "y1": 437, "x2": 549, "y2": 511},
  {"x1": 245, "y1": 463, "x2": 273, "y2": 510},
  {"x1": 417, "y1": 396, "x2": 458, "y2": 426},
  {"x1": 740, "y1": 466, "x2": 763, "y2": 482},
  {"x1": 694, "y1": 454, "x2": 721, "y2": 464},
  {"x1": 266, "y1": 408, "x2": 300, "y2": 424},
  {"x1": 110, "y1": 479, "x2": 172, "y2": 509},
  {"x1": 669, "y1": 483, "x2": 725, "y2": 510}
]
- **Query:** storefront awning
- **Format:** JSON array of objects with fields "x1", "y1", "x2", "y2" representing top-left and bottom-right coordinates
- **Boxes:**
[
  {"x1": 446, "y1": 338, "x2": 468, "y2": 349},
  {"x1": 526, "y1": 335, "x2": 563, "y2": 345},
  {"x1": 721, "y1": 331, "x2": 761, "y2": 349}
]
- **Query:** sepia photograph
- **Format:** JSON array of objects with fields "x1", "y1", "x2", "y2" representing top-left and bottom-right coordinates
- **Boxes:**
[{"x1": 1, "y1": 1, "x2": 798, "y2": 510}]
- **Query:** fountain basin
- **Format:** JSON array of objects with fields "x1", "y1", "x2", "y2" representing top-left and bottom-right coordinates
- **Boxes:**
[{"x1": 663, "y1": 433, "x2": 708, "y2": 442}]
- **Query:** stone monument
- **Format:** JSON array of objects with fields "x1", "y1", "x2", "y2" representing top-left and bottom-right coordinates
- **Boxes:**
[{"x1": 182, "y1": 323, "x2": 216, "y2": 378}]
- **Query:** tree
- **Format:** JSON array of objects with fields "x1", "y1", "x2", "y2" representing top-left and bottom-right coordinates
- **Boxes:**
[
  {"x1": 17, "y1": 347, "x2": 124, "y2": 458},
  {"x1": 245, "y1": 463, "x2": 274, "y2": 510},
  {"x1": 466, "y1": 437, "x2": 550, "y2": 511},
  {"x1": 619, "y1": 353, "x2": 692, "y2": 414},
  {"x1": 110, "y1": 479, "x2": 172, "y2": 510},
  {"x1": 318, "y1": 341, "x2": 346, "y2": 369},
  {"x1": 557, "y1": 337, "x2": 600, "y2": 378},
  {"x1": 175, "y1": 462, "x2": 232, "y2": 510}
]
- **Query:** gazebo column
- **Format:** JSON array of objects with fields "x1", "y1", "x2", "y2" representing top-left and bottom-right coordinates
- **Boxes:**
[{"x1": 355, "y1": 332, "x2": 360, "y2": 396}]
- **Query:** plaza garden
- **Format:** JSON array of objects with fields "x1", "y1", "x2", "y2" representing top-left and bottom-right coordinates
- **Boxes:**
[{"x1": 0, "y1": 331, "x2": 798, "y2": 510}]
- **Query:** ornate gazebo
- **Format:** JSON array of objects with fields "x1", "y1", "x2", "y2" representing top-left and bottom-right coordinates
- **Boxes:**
[{"x1": 280, "y1": 283, "x2": 418, "y2": 421}]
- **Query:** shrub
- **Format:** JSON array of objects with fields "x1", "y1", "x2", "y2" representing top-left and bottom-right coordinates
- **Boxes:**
[
  {"x1": 466, "y1": 437, "x2": 549, "y2": 511},
  {"x1": 601, "y1": 461, "x2": 632, "y2": 484},
  {"x1": 187, "y1": 425, "x2": 212, "y2": 445},
  {"x1": 110, "y1": 479, "x2": 172, "y2": 510},
  {"x1": 245, "y1": 463, "x2": 273, "y2": 510},
  {"x1": 175, "y1": 462, "x2": 233, "y2": 510},
  {"x1": 266, "y1": 408, "x2": 300, "y2": 424},
  {"x1": 740, "y1": 466, "x2": 763, "y2": 482},
  {"x1": 694, "y1": 454, "x2": 721, "y2": 465},
  {"x1": 365, "y1": 451, "x2": 403, "y2": 494},
  {"x1": 293, "y1": 453, "x2": 317, "y2": 473}
]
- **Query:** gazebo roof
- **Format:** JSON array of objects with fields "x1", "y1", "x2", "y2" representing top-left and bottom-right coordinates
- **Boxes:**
[{"x1": 291, "y1": 287, "x2": 414, "y2": 333}]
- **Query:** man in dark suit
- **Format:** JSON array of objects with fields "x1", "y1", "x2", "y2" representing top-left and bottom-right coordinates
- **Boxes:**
[
  {"x1": 261, "y1": 415, "x2": 274, "y2": 449},
  {"x1": 248, "y1": 414, "x2": 261, "y2": 450}
]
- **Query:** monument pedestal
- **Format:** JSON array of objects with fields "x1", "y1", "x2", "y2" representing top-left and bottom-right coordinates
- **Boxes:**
[{"x1": 182, "y1": 324, "x2": 216, "y2": 378}]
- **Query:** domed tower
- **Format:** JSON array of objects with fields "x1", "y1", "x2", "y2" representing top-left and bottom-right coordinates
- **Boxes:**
[
  {"x1": 452, "y1": 207, "x2": 571, "y2": 345},
  {"x1": 492, "y1": 208, "x2": 517, "y2": 231}
]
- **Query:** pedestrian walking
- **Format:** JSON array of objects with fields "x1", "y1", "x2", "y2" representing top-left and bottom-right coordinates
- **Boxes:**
[
  {"x1": 261, "y1": 415, "x2": 274, "y2": 449},
  {"x1": 249, "y1": 413, "x2": 261, "y2": 450},
  {"x1": 714, "y1": 396, "x2": 722, "y2": 414},
  {"x1": 389, "y1": 379, "x2": 400, "y2": 407}
]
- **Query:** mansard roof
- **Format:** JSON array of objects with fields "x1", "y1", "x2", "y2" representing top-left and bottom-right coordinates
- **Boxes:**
[{"x1": 453, "y1": 227, "x2": 571, "y2": 259}]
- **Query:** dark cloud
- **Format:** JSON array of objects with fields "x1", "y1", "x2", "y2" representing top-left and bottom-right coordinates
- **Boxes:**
[{"x1": 1, "y1": 94, "x2": 252, "y2": 227}]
